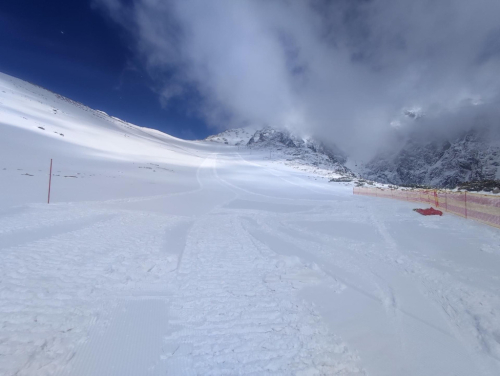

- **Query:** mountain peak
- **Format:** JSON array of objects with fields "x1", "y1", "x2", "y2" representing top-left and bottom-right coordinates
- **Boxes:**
[{"x1": 206, "y1": 126, "x2": 354, "y2": 179}]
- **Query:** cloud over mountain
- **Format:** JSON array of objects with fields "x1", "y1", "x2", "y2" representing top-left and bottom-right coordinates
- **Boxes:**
[{"x1": 95, "y1": 0, "x2": 500, "y2": 159}]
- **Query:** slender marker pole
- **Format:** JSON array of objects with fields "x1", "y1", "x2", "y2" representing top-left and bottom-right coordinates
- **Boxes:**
[
  {"x1": 48, "y1": 159, "x2": 53, "y2": 204},
  {"x1": 464, "y1": 191, "x2": 467, "y2": 219}
]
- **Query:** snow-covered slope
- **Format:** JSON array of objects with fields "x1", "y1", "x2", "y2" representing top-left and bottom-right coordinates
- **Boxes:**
[
  {"x1": 3, "y1": 72, "x2": 500, "y2": 376},
  {"x1": 363, "y1": 128, "x2": 500, "y2": 188},
  {"x1": 0, "y1": 72, "x2": 214, "y2": 207}
]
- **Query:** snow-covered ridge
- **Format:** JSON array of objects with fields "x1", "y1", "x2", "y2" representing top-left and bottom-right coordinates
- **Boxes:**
[
  {"x1": 0, "y1": 72, "x2": 198, "y2": 161},
  {"x1": 205, "y1": 126, "x2": 258, "y2": 146},
  {"x1": 206, "y1": 126, "x2": 355, "y2": 180}
]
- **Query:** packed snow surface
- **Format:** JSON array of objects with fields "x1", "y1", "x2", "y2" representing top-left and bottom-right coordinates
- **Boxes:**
[{"x1": 2, "y1": 72, "x2": 500, "y2": 375}]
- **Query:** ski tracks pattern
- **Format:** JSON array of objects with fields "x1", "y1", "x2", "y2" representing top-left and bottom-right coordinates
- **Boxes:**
[{"x1": 162, "y1": 213, "x2": 364, "y2": 375}]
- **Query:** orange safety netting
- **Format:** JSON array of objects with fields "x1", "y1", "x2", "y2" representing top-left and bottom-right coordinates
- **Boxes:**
[{"x1": 353, "y1": 186, "x2": 500, "y2": 229}]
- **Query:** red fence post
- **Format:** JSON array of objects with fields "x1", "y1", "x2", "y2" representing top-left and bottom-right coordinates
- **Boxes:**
[
  {"x1": 47, "y1": 159, "x2": 53, "y2": 204},
  {"x1": 464, "y1": 191, "x2": 467, "y2": 219}
]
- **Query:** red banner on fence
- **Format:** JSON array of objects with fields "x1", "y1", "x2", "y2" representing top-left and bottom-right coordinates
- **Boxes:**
[{"x1": 353, "y1": 186, "x2": 500, "y2": 229}]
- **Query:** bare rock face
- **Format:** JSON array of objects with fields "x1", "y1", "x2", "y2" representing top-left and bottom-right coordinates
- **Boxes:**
[{"x1": 363, "y1": 129, "x2": 500, "y2": 188}]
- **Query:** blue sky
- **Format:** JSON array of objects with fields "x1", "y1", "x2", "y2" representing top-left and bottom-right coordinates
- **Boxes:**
[
  {"x1": 0, "y1": 0, "x2": 210, "y2": 139},
  {"x1": 2, "y1": 0, "x2": 499, "y2": 155}
]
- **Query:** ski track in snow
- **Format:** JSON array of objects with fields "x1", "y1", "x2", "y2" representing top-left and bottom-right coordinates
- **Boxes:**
[
  {"x1": 159, "y1": 157, "x2": 362, "y2": 375},
  {"x1": 163, "y1": 215, "x2": 361, "y2": 375}
]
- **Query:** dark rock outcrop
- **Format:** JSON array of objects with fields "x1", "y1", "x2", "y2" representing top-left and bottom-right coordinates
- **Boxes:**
[{"x1": 363, "y1": 129, "x2": 500, "y2": 188}]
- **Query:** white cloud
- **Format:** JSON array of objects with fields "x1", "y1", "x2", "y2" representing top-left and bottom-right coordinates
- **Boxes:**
[{"x1": 95, "y1": 0, "x2": 500, "y2": 159}]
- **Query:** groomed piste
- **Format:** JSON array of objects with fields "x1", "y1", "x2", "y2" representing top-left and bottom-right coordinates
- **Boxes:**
[{"x1": 2, "y1": 72, "x2": 500, "y2": 376}]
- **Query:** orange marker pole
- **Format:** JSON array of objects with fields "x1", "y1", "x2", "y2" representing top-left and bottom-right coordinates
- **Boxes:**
[
  {"x1": 47, "y1": 159, "x2": 53, "y2": 204},
  {"x1": 464, "y1": 191, "x2": 467, "y2": 219}
]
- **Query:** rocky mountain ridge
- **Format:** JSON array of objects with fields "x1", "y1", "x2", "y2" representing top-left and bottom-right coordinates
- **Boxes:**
[
  {"x1": 206, "y1": 126, "x2": 354, "y2": 179},
  {"x1": 207, "y1": 124, "x2": 500, "y2": 189},
  {"x1": 363, "y1": 128, "x2": 500, "y2": 188}
]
